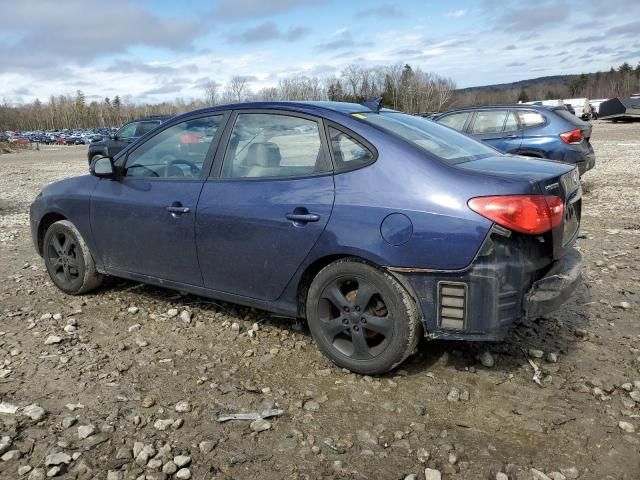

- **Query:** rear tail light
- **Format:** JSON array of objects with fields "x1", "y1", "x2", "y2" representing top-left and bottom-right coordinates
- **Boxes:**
[
  {"x1": 560, "y1": 128, "x2": 583, "y2": 144},
  {"x1": 468, "y1": 195, "x2": 564, "y2": 235}
]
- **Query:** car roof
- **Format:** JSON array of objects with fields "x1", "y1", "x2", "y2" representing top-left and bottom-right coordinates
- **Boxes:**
[
  {"x1": 441, "y1": 104, "x2": 557, "y2": 113},
  {"x1": 167, "y1": 101, "x2": 387, "y2": 123}
]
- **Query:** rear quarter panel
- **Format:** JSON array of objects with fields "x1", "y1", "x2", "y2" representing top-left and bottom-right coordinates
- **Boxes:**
[{"x1": 303, "y1": 115, "x2": 537, "y2": 271}]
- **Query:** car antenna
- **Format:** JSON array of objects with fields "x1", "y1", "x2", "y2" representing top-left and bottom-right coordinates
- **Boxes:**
[{"x1": 362, "y1": 96, "x2": 383, "y2": 113}]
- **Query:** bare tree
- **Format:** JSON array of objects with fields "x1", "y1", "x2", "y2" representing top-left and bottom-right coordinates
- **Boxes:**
[
  {"x1": 229, "y1": 76, "x2": 250, "y2": 102},
  {"x1": 203, "y1": 80, "x2": 220, "y2": 106}
]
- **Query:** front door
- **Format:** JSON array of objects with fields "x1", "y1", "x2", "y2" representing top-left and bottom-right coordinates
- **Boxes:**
[
  {"x1": 91, "y1": 114, "x2": 226, "y2": 284},
  {"x1": 196, "y1": 111, "x2": 335, "y2": 301}
]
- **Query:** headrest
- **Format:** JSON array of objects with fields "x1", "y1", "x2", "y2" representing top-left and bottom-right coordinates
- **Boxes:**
[{"x1": 244, "y1": 142, "x2": 281, "y2": 167}]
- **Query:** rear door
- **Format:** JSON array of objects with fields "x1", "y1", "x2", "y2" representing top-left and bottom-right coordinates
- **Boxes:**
[
  {"x1": 468, "y1": 110, "x2": 522, "y2": 153},
  {"x1": 196, "y1": 110, "x2": 335, "y2": 301}
]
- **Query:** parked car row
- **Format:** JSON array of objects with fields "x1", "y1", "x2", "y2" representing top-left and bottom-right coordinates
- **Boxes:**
[{"x1": 2, "y1": 128, "x2": 116, "y2": 146}]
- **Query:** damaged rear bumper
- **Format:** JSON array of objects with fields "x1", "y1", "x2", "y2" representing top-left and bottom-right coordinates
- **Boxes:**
[
  {"x1": 524, "y1": 249, "x2": 582, "y2": 319},
  {"x1": 389, "y1": 234, "x2": 583, "y2": 342}
]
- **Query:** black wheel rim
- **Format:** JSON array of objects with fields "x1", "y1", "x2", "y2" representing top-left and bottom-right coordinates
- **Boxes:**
[
  {"x1": 46, "y1": 231, "x2": 80, "y2": 286},
  {"x1": 317, "y1": 276, "x2": 392, "y2": 360}
]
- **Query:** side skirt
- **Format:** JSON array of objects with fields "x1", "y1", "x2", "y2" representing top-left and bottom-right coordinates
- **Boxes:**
[{"x1": 97, "y1": 266, "x2": 299, "y2": 318}]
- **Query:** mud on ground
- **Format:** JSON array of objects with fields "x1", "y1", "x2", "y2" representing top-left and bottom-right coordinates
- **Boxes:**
[{"x1": 0, "y1": 122, "x2": 639, "y2": 480}]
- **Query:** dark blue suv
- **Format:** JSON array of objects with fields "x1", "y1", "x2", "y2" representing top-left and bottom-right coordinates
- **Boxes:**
[{"x1": 434, "y1": 105, "x2": 595, "y2": 175}]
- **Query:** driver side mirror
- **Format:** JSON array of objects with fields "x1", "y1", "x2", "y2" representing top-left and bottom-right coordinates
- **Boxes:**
[{"x1": 90, "y1": 156, "x2": 116, "y2": 179}]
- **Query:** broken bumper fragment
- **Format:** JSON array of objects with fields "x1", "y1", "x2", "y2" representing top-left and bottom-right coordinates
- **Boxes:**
[{"x1": 524, "y1": 249, "x2": 582, "y2": 319}]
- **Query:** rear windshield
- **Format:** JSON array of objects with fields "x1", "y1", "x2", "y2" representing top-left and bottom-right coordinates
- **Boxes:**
[
  {"x1": 554, "y1": 108, "x2": 587, "y2": 127},
  {"x1": 358, "y1": 111, "x2": 498, "y2": 164}
]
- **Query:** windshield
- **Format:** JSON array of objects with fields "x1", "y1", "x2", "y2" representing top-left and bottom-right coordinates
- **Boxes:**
[{"x1": 358, "y1": 111, "x2": 499, "y2": 164}]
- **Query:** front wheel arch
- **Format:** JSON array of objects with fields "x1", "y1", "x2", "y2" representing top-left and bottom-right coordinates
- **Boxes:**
[{"x1": 37, "y1": 212, "x2": 67, "y2": 255}]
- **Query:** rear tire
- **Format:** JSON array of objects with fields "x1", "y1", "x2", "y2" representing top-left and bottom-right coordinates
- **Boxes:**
[
  {"x1": 43, "y1": 220, "x2": 103, "y2": 295},
  {"x1": 306, "y1": 258, "x2": 421, "y2": 374}
]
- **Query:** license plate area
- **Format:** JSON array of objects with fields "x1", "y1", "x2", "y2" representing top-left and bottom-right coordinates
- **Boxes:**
[{"x1": 562, "y1": 198, "x2": 580, "y2": 246}]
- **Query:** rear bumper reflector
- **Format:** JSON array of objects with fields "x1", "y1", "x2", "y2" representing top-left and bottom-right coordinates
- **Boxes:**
[{"x1": 438, "y1": 281, "x2": 467, "y2": 330}]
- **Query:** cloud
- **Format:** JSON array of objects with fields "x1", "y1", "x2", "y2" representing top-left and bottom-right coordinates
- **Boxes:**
[
  {"x1": 504, "y1": 45, "x2": 517, "y2": 50},
  {"x1": 314, "y1": 28, "x2": 373, "y2": 51},
  {"x1": 104, "y1": 60, "x2": 200, "y2": 75},
  {"x1": 606, "y1": 21, "x2": 640, "y2": 37},
  {"x1": 357, "y1": 4, "x2": 404, "y2": 18},
  {"x1": 446, "y1": 9, "x2": 467, "y2": 18},
  {"x1": 227, "y1": 22, "x2": 309, "y2": 43},
  {"x1": 506, "y1": 61, "x2": 526, "y2": 67},
  {"x1": 213, "y1": 0, "x2": 319, "y2": 19},
  {"x1": 0, "y1": 0, "x2": 206, "y2": 70},
  {"x1": 497, "y1": 2, "x2": 568, "y2": 31}
]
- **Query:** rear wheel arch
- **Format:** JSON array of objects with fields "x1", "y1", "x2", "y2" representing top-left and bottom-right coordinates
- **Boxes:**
[
  {"x1": 304, "y1": 257, "x2": 422, "y2": 374},
  {"x1": 517, "y1": 150, "x2": 545, "y2": 158}
]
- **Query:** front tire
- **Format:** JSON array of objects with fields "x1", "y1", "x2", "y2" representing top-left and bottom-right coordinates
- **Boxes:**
[
  {"x1": 43, "y1": 220, "x2": 103, "y2": 295},
  {"x1": 306, "y1": 259, "x2": 421, "y2": 375}
]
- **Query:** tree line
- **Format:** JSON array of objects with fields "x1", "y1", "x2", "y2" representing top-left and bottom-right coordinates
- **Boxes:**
[
  {"x1": 1, "y1": 61, "x2": 638, "y2": 132},
  {"x1": 456, "y1": 62, "x2": 640, "y2": 107},
  {"x1": 0, "y1": 63, "x2": 456, "y2": 131}
]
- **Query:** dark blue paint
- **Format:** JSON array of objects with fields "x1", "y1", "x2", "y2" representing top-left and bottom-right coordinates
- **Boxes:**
[
  {"x1": 380, "y1": 213, "x2": 413, "y2": 246},
  {"x1": 30, "y1": 101, "x2": 577, "y2": 321}
]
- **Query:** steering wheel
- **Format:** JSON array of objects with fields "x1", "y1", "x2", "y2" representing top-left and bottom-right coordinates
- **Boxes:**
[
  {"x1": 167, "y1": 158, "x2": 201, "y2": 176},
  {"x1": 126, "y1": 164, "x2": 160, "y2": 177}
]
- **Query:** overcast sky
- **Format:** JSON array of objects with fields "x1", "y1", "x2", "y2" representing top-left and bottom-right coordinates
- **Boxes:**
[{"x1": 1, "y1": 0, "x2": 639, "y2": 105}]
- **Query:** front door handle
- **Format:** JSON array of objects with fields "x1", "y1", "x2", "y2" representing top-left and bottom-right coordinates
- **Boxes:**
[
  {"x1": 286, "y1": 213, "x2": 320, "y2": 223},
  {"x1": 166, "y1": 202, "x2": 190, "y2": 216}
]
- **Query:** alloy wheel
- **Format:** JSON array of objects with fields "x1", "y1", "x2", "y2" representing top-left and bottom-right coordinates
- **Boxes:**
[
  {"x1": 46, "y1": 231, "x2": 80, "y2": 286},
  {"x1": 317, "y1": 276, "x2": 392, "y2": 360}
]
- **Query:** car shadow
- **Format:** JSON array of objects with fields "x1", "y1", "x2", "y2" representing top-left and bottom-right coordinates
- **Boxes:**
[{"x1": 99, "y1": 276, "x2": 592, "y2": 377}]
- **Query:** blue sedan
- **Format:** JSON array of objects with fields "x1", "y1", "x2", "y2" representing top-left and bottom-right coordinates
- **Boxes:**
[{"x1": 30, "y1": 101, "x2": 583, "y2": 374}]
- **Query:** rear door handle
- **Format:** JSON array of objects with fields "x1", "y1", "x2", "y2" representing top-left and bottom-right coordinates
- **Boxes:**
[{"x1": 286, "y1": 213, "x2": 320, "y2": 223}]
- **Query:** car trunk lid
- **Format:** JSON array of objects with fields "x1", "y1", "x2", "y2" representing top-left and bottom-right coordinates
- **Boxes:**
[{"x1": 458, "y1": 155, "x2": 581, "y2": 259}]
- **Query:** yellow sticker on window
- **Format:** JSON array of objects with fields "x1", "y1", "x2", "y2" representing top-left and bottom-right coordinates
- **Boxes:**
[{"x1": 352, "y1": 113, "x2": 367, "y2": 119}]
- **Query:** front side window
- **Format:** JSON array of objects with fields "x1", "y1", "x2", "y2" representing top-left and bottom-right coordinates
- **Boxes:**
[
  {"x1": 221, "y1": 113, "x2": 329, "y2": 179},
  {"x1": 360, "y1": 111, "x2": 498, "y2": 165},
  {"x1": 470, "y1": 111, "x2": 509, "y2": 134},
  {"x1": 117, "y1": 122, "x2": 138, "y2": 139},
  {"x1": 437, "y1": 112, "x2": 469, "y2": 131},
  {"x1": 329, "y1": 128, "x2": 374, "y2": 171},
  {"x1": 125, "y1": 116, "x2": 222, "y2": 178}
]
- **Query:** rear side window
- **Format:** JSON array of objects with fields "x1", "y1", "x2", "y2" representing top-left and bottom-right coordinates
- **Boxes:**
[
  {"x1": 329, "y1": 128, "x2": 374, "y2": 171},
  {"x1": 134, "y1": 122, "x2": 159, "y2": 137},
  {"x1": 554, "y1": 109, "x2": 586, "y2": 127},
  {"x1": 221, "y1": 113, "x2": 329, "y2": 179},
  {"x1": 470, "y1": 111, "x2": 508, "y2": 134},
  {"x1": 517, "y1": 111, "x2": 545, "y2": 128},
  {"x1": 504, "y1": 112, "x2": 519, "y2": 132},
  {"x1": 117, "y1": 123, "x2": 137, "y2": 139},
  {"x1": 437, "y1": 112, "x2": 469, "y2": 131}
]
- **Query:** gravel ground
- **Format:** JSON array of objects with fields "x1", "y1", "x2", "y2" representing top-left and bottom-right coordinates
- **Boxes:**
[{"x1": 0, "y1": 121, "x2": 639, "y2": 480}]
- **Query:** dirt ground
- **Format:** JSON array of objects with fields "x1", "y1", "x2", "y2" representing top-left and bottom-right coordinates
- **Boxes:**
[{"x1": 1, "y1": 121, "x2": 639, "y2": 480}]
